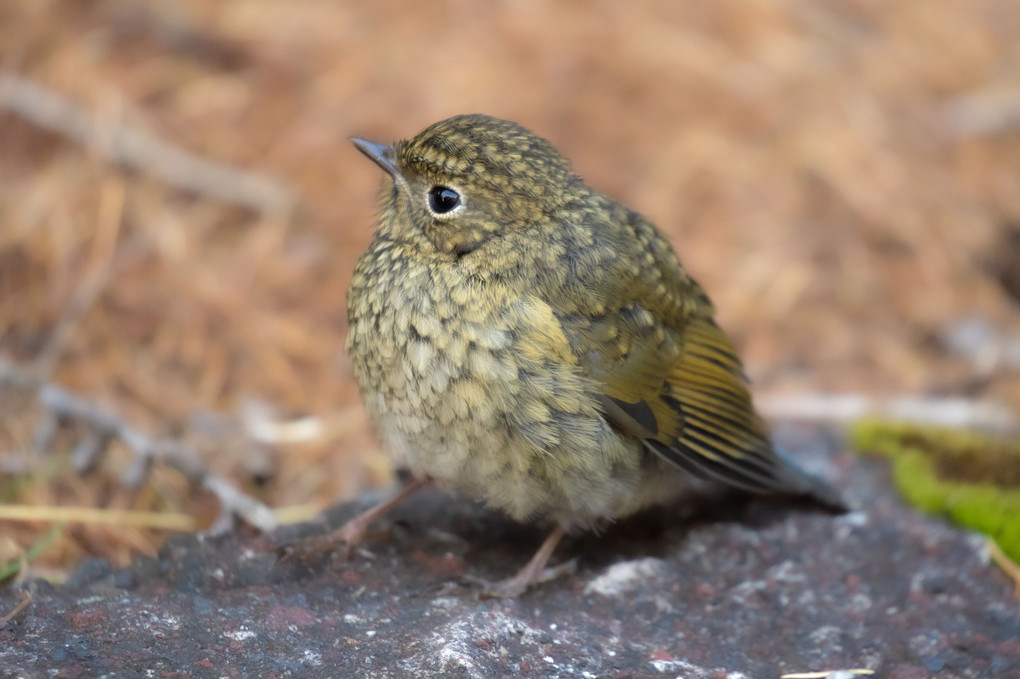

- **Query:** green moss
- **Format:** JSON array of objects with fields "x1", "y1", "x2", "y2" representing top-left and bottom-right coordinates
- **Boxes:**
[{"x1": 850, "y1": 420, "x2": 1020, "y2": 563}]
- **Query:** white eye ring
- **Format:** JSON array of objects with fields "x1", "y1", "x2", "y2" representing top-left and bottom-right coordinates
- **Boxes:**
[{"x1": 426, "y1": 185, "x2": 465, "y2": 217}]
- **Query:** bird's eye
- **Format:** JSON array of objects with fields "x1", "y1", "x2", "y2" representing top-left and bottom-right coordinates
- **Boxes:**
[{"x1": 427, "y1": 186, "x2": 461, "y2": 214}]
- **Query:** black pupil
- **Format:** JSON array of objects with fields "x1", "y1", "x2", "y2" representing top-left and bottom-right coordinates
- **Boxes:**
[{"x1": 428, "y1": 186, "x2": 460, "y2": 214}]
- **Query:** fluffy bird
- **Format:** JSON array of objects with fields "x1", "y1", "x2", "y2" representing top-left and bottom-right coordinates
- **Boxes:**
[{"x1": 335, "y1": 114, "x2": 844, "y2": 597}]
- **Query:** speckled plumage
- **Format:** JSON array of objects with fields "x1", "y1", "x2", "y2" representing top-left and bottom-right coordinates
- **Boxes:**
[{"x1": 345, "y1": 115, "x2": 844, "y2": 593}]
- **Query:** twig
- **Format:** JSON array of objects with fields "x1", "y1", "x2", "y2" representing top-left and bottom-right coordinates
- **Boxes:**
[
  {"x1": 0, "y1": 587, "x2": 33, "y2": 623},
  {"x1": 758, "y1": 392, "x2": 1017, "y2": 431},
  {"x1": 988, "y1": 537, "x2": 1020, "y2": 598},
  {"x1": 0, "y1": 526, "x2": 64, "y2": 583},
  {"x1": 781, "y1": 671, "x2": 874, "y2": 679},
  {"x1": 0, "y1": 537, "x2": 28, "y2": 586},
  {"x1": 203, "y1": 475, "x2": 277, "y2": 534},
  {"x1": 0, "y1": 506, "x2": 196, "y2": 531},
  {"x1": 0, "y1": 361, "x2": 277, "y2": 534},
  {"x1": 0, "y1": 74, "x2": 295, "y2": 216},
  {"x1": 942, "y1": 87, "x2": 1020, "y2": 139}
]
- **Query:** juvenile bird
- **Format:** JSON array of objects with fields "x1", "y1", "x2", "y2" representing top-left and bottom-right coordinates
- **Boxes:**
[{"x1": 337, "y1": 114, "x2": 844, "y2": 597}]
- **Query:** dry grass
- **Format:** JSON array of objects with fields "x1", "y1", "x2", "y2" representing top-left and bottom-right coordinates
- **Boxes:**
[{"x1": 1, "y1": 0, "x2": 1018, "y2": 578}]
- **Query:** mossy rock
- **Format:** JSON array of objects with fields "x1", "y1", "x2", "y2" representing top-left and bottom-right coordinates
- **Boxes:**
[{"x1": 850, "y1": 420, "x2": 1020, "y2": 563}]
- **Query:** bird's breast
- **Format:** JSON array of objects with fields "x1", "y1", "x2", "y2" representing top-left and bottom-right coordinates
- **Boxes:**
[
  {"x1": 347, "y1": 241, "x2": 520, "y2": 467},
  {"x1": 345, "y1": 238, "x2": 672, "y2": 524}
]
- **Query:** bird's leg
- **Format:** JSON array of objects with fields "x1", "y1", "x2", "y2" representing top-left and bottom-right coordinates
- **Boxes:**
[
  {"x1": 328, "y1": 477, "x2": 429, "y2": 552},
  {"x1": 480, "y1": 524, "x2": 568, "y2": 599},
  {"x1": 279, "y1": 478, "x2": 428, "y2": 561}
]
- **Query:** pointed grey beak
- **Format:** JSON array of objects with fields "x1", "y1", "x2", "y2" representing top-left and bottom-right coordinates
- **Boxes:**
[{"x1": 350, "y1": 137, "x2": 400, "y2": 178}]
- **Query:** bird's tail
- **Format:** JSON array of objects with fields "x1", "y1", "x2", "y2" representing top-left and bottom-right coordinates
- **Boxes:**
[{"x1": 772, "y1": 446, "x2": 848, "y2": 513}]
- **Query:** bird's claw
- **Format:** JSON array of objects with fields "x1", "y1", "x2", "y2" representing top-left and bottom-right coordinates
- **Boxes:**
[
  {"x1": 276, "y1": 519, "x2": 368, "y2": 563},
  {"x1": 463, "y1": 558, "x2": 578, "y2": 599},
  {"x1": 275, "y1": 533, "x2": 355, "y2": 563}
]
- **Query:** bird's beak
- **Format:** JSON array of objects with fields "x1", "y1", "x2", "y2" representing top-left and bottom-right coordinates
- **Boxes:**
[{"x1": 350, "y1": 137, "x2": 401, "y2": 178}]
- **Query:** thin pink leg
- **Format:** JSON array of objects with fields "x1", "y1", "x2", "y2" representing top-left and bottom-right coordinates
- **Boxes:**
[
  {"x1": 280, "y1": 478, "x2": 428, "y2": 560},
  {"x1": 481, "y1": 524, "x2": 567, "y2": 598}
]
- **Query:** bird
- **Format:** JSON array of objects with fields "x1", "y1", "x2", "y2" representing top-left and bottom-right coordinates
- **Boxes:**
[{"x1": 329, "y1": 114, "x2": 845, "y2": 597}]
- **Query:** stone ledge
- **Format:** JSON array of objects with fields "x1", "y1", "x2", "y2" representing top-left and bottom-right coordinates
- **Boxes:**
[{"x1": 1, "y1": 425, "x2": 1016, "y2": 678}]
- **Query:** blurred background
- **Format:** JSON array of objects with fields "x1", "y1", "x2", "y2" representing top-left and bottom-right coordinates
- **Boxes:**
[{"x1": 1, "y1": 1, "x2": 1018, "y2": 577}]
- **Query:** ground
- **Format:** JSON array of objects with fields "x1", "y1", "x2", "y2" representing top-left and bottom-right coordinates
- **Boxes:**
[{"x1": 2, "y1": 426, "x2": 1017, "y2": 677}]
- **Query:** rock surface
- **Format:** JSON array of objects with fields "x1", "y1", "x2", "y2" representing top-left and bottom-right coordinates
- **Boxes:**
[{"x1": 2, "y1": 425, "x2": 1017, "y2": 678}]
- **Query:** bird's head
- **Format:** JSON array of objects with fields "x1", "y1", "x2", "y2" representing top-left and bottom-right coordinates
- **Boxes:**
[{"x1": 352, "y1": 114, "x2": 583, "y2": 257}]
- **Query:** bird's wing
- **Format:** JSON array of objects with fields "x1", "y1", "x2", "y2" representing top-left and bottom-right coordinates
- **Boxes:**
[
  {"x1": 543, "y1": 209, "x2": 844, "y2": 508},
  {"x1": 573, "y1": 304, "x2": 845, "y2": 509},
  {"x1": 573, "y1": 301, "x2": 788, "y2": 493}
]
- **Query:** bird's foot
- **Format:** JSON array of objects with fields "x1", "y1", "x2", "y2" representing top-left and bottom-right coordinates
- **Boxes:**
[
  {"x1": 277, "y1": 479, "x2": 427, "y2": 563},
  {"x1": 276, "y1": 514, "x2": 370, "y2": 563},
  {"x1": 468, "y1": 558, "x2": 578, "y2": 599}
]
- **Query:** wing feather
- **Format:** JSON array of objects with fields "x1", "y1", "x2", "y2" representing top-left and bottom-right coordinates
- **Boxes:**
[{"x1": 591, "y1": 313, "x2": 824, "y2": 497}]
